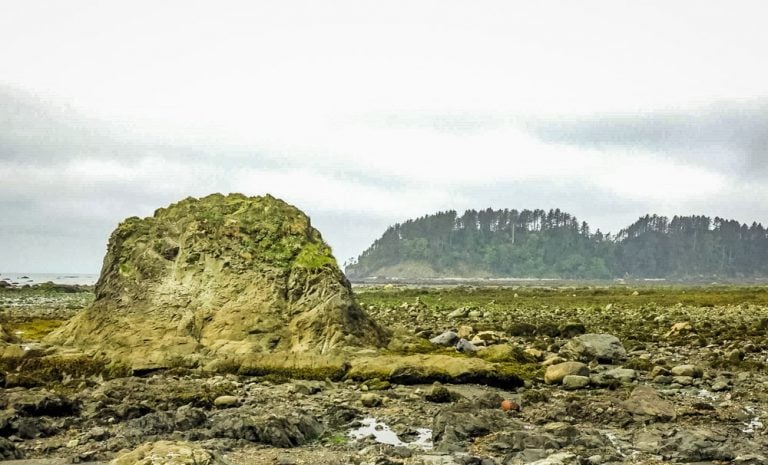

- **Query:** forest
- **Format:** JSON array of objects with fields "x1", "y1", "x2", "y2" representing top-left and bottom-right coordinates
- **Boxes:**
[{"x1": 345, "y1": 209, "x2": 768, "y2": 280}]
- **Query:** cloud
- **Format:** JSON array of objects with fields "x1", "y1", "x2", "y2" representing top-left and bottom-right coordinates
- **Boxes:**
[
  {"x1": 1, "y1": 84, "x2": 767, "y2": 273},
  {"x1": 524, "y1": 101, "x2": 768, "y2": 178}
]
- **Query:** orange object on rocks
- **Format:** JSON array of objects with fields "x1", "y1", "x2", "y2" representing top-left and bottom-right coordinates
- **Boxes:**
[{"x1": 501, "y1": 399, "x2": 520, "y2": 412}]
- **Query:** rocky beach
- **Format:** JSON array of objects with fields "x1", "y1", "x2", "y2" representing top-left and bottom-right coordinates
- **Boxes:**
[
  {"x1": 1, "y1": 282, "x2": 767, "y2": 464},
  {"x1": 0, "y1": 195, "x2": 766, "y2": 465}
]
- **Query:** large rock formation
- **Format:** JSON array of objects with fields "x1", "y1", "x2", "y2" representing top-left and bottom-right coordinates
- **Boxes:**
[{"x1": 46, "y1": 193, "x2": 386, "y2": 370}]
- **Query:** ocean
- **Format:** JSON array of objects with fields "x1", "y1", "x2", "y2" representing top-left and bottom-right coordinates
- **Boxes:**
[{"x1": 0, "y1": 272, "x2": 99, "y2": 286}]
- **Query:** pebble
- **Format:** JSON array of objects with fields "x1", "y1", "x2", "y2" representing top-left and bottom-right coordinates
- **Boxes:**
[
  {"x1": 213, "y1": 395, "x2": 239, "y2": 408},
  {"x1": 360, "y1": 393, "x2": 383, "y2": 407}
]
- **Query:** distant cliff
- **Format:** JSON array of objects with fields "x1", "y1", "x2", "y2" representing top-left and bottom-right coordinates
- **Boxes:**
[{"x1": 345, "y1": 209, "x2": 768, "y2": 280}]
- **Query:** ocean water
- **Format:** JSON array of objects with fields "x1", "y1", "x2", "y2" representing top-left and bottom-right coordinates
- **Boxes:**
[{"x1": 0, "y1": 272, "x2": 99, "y2": 286}]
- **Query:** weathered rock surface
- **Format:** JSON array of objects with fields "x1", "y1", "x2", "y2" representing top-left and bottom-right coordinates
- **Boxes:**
[
  {"x1": 108, "y1": 440, "x2": 224, "y2": 465},
  {"x1": 45, "y1": 194, "x2": 387, "y2": 370}
]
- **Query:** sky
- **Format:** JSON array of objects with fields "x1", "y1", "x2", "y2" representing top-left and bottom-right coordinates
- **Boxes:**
[{"x1": 1, "y1": 1, "x2": 767, "y2": 273}]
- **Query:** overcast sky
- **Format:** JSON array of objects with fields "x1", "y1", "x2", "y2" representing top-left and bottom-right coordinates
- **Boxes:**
[{"x1": 1, "y1": 1, "x2": 767, "y2": 273}]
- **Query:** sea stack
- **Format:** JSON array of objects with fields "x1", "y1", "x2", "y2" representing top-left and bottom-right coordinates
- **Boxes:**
[{"x1": 46, "y1": 193, "x2": 386, "y2": 370}]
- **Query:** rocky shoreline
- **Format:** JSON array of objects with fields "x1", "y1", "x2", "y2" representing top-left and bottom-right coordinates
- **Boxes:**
[{"x1": 0, "y1": 284, "x2": 766, "y2": 464}]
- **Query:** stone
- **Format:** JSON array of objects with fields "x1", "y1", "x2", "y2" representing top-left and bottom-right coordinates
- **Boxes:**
[
  {"x1": 430, "y1": 331, "x2": 460, "y2": 346},
  {"x1": 529, "y1": 452, "x2": 577, "y2": 465},
  {"x1": 87, "y1": 426, "x2": 109, "y2": 441},
  {"x1": 213, "y1": 395, "x2": 239, "y2": 408},
  {"x1": 207, "y1": 408, "x2": 323, "y2": 446},
  {"x1": 432, "y1": 405, "x2": 522, "y2": 450},
  {"x1": 425, "y1": 383, "x2": 455, "y2": 403},
  {"x1": 711, "y1": 378, "x2": 732, "y2": 392},
  {"x1": 658, "y1": 428, "x2": 733, "y2": 462},
  {"x1": 2, "y1": 390, "x2": 76, "y2": 417},
  {"x1": 561, "y1": 333, "x2": 626, "y2": 363},
  {"x1": 544, "y1": 362, "x2": 589, "y2": 385},
  {"x1": 457, "y1": 325, "x2": 474, "y2": 339},
  {"x1": 665, "y1": 322, "x2": 693, "y2": 338},
  {"x1": 0, "y1": 437, "x2": 22, "y2": 460},
  {"x1": 727, "y1": 348, "x2": 744, "y2": 364},
  {"x1": 557, "y1": 322, "x2": 586, "y2": 338},
  {"x1": 472, "y1": 330, "x2": 504, "y2": 344},
  {"x1": 109, "y1": 441, "x2": 225, "y2": 465},
  {"x1": 541, "y1": 355, "x2": 566, "y2": 366},
  {"x1": 448, "y1": 307, "x2": 470, "y2": 318},
  {"x1": 524, "y1": 348, "x2": 544, "y2": 360},
  {"x1": 622, "y1": 385, "x2": 676, "y2": 420},
  {"x1": 360, "y1": 393, "x2": 383, "y2": 407},
  {"x1": 602, "y1": 367, "x2": 637, "y2": 383},
  {"x1": 562, "y1": 375, "x2": 590, "y2": 389},
  {"x1": 670, "y1": 364, "x2": 703, "y2": 378},
  {"x1": 455, "y1": 338, "x2": 478, "y2": 353},
  {"x1": 479, "y1": 344, "x2": 524, "y2": 362},
  {"x1": 45, "y1": 194, "x2": 387, "y2": 370},
  {"x1": 348, "y1": 354, "x2": 524, "y2": 387}
]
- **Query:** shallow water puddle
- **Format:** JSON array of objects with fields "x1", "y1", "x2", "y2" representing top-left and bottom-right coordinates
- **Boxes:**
[
  {"x1": 348, "y1": 417, "x2": 432, "y2": 449},
  {"x1": 742, "y1": 407, "x2": 764, "y2": 434}
]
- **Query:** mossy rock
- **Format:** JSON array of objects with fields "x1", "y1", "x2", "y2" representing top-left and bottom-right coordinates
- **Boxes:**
[
  {"x1": 477, "y1": 344, "x2": 535, "y2": 363},
  {"x1": 0, "y1": 354, "x2": 129, "y2": 387},
  {"x1": 235, "y1": 353, "x2": 349, "y2": 381},
  {"x1": 45, "y1": 194, "x2": 388, "y2": 370},
  {"x1": 347, "y1": 354, "x2": 526, "y2": 388}
]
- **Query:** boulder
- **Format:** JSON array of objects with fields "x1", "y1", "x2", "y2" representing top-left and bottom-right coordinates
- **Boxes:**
[
  {"x1": 432, "y1": 405, "x2": 523, "y2": 451},
  {"x1": 658, "y1": 428, "x2": 734, "y2": 462},
  {"x1": 562, "y1": 375, "x2": 590, "y2": 389},
  {"x1": 0, "y1": 389, "x2": 76, "y2": 417},
  {"x1": 455, "y1": 338, "x2": 478, "y2": 353},
  {"x1": 206, "y1": 407, "x2": 323, "y2": 446},
  {"x1": 45, "y1": 194, "x2": 387, "y2": 370},
  {"x1": 430, "y1": 331, "x2": 459, "y2": 346},
  {"x1": 544, "y1": 361, "x2": 589, "y2": 385},
  {"x1": 425, "y1": 383, "x2": 457, "y2": 403},
  {"x1": 622, "y1": 385, "x2": 676, "y2": 420},
  {"x1": 602, "y1": 367, "x2": 637, "y2": 383},
  {"x1": 561, "y1": 333, "x2": 626, "y2": 363}
]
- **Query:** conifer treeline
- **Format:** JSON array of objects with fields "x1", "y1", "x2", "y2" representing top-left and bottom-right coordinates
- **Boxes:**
[{"x1": 345, "y1": 209, "x2": 768, "y2": 279}]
